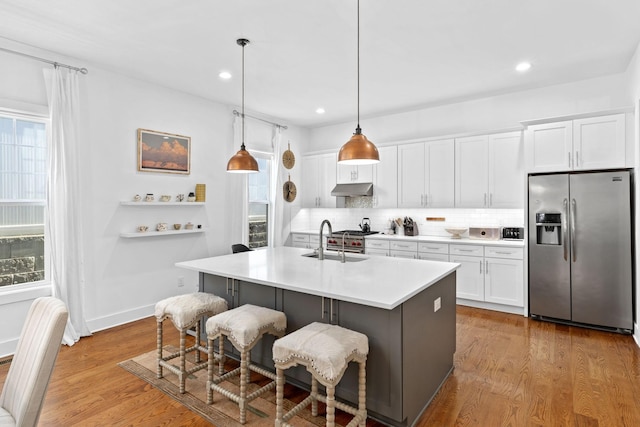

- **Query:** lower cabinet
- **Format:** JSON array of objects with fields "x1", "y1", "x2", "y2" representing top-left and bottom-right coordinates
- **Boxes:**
[
  {"x1": 365, "y1": 239, "x2": 390, "y2": 256},
  {"x1": 290, "y1": 233, "x2": 321, "y2": 249},
  {"x1": 417, "y1": 242, "x2": 449, "y2": 261},
  {"x1": 389, "y1": 241, "x2": 418, "y2": 259},
  {"x1": 449, "y1": 244, "x2": 524, "y2": 307}
]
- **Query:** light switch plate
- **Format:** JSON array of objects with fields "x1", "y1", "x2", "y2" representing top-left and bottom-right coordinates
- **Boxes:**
[{"x1": 434, "y1": 297, "x2": 441, "y2": 312}]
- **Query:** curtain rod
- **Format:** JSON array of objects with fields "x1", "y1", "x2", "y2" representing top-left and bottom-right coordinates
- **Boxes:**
[
  {"x1": 0, "y1": 46, "x2": 88, "y2": 74},
  {"x1": 233, "y1": 110, "x2": 288, "y2": 130}
]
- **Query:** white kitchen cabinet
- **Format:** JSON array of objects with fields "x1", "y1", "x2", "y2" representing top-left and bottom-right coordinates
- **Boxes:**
[
  {"x1": 389, "y1": 241, "x2": 418, "y2": 259},
  {"x1": 365, "y1": 239, "x2": 390, "y2": 256},
  {"x1": 398, "y1": 139, "x2": 454, "y2": 208},
  {"x1": 451, "y1": 244, "x2": 524, "y2": 307},
  {"x1": 526, "y1": 113, "x2": 625, "y2": 173},
  {"x1": 337, "y1": 164, "x2": 373, "y2": 184},
  {"x1": 417, "y1": 242, "x2": 449, "y2": 262},
  {"x1": 302, "y1": 153, "x2": 336, "y2": 208},
  {"x1": 455, "y1": 131, "x2": 523, "y2": 208},
  {"x1": 372, "y1": 146, "x2": 398, "y2": 208},
  {"x1": 290, "y1": 233, "x2": 321, "y2": 249}
]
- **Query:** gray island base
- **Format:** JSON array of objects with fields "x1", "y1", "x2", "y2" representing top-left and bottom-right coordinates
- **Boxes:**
[{"x1": 177, "y1": 247, "x2": 458, "y2": 426}]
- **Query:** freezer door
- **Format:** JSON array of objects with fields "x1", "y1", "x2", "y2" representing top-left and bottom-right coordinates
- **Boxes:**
[
  {"x1": 569, "y1": 171, "x2": 633, "y2": 330},
  {"x1": 528, "y1": 174, "x2": 571, "y2": 320}
]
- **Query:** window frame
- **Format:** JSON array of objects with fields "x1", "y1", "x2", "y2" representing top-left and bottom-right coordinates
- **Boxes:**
[{"x1": 247, "y1": 151, "x2": 273, "y2": 249}]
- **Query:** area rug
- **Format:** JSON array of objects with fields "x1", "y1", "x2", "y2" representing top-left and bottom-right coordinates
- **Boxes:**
[{"x1": 118, "y1": 346, "x2": 340, "y2": 426}]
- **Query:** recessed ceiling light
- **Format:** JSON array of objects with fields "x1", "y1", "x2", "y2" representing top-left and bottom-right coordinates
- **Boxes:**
[
  {"x1": 515, "y1": 62, "x2": 532, "y2": 72},
  {"x1": 219, "y1": 71, "x2": 232, "y2": 80},
  {"x1": 316, "y1": 108, "x2": 325, "y2": 114}
]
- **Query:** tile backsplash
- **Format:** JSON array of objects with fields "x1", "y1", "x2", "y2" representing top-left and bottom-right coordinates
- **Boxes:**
[{"x1": 291, "y1": 208, "x2": 524, "y2": 238}]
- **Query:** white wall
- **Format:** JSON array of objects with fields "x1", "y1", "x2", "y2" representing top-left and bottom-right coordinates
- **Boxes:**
[
  {"x1": 0, "y1": 39, "x2": 308, "y2": 354},
  {"x1": 307, "y1": 73, "x2": 630, "y2": 152}
]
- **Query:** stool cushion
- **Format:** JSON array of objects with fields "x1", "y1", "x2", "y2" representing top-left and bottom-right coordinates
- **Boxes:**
[
  {"x1": 206, "y1": 304, "x2": 286, "y2": 350},
  {"x1": 155, "y1": 292, "x2": 228, "y2": 329},
  {"x1": 273, "y1": 322, "x2": 369, "y2": 385}
]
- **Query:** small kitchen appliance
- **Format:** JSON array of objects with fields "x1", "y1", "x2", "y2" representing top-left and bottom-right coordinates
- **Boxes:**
[
  {"x1": 501, "y1": 227, "x2": 524, "y2": 240},
  {"x1": 359, "y1": 218, "x2": 371, "y2": 233}
]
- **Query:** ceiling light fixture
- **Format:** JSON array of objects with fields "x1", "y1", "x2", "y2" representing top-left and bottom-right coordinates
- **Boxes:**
[
  {"x1": 515, "y1": 62, "x2": 531, "y2": 72},
  {"x1": 316, "y1": 107, "x2": 325, "y2": 114},
  {"x1": 219, "y1": 71, "x2": 232, "y2": 80},
  {"x1": 338, "y1": 0, "x2": 379, "y2": 165},
  {"x1": 227, "y1": 38, "x2": 259, "y2": 173}
]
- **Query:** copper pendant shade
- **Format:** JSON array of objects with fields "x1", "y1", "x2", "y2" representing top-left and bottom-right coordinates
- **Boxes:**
[
  {"x1": 338, "y1": 0, "x2": 379, "y2": 165},
  {"x1": 227, "y1": 38, "x2": 259, "y2": 173}
]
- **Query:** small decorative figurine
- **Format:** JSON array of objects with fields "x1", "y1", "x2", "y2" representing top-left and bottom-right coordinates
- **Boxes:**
[
  {"x1": 176, "y1": 194, "x2": 185, "y2": 202},
  {"x1": 145, "y1": 193, "x2": 154, "y2": 202},
  {"x1": 187, "y1": 192, "x2": 196, "y2": 202},
  {"x1": 156, "y1": 223, "x2": 168, "y2": 232},
  {"x1": 173, "y1": 224, "x2": 182, "y2": 230},
  {"x1": 133, "y1": 194, "x2": 142, "y2": 202},
  {"x1": 137, "y1": 225, "x2": 148, "y2": 232},
  {"x1": 185, "y1": 222, "x2": 194, "y2": 230}
]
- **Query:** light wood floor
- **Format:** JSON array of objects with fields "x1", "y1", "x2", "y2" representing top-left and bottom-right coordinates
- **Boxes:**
[{"x1": 1, "y1": 306, "x2": 638, "y2": 426}]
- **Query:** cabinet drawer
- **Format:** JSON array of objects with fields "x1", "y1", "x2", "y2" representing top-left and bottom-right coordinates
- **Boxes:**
[
  {"x1": 292, "y1": 234, "x2": 310, "y2": 243},
  {"x1": 450, "y1": 244, "x2": 483, "y2": 257},
  {"x1": 418, "y1": 242, "x2": 448, "y2": 254},
  {"x1": 390, "y1": 249, "x2": 416, "y2": 259},
  {"x1": 390, "y1": 241, "x2": 418, "y2": 252},
  {"x1": 417, "y1": 253, "x2": 450, "y2": 262},
  {"x1": 366, "y1": 239, "x2": 390, "y2": 249},
  {"x1": 366, "y1": 248, "x2": 389, "y2": 257},
  {"x1": 309, "y1": 235, "x2": 320, "y2": 245},
  {"x1": 484, "y1": 246, "x2": 523, "y2": 260}
]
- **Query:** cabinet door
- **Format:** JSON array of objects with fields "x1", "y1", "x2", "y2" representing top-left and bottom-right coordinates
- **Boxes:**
[
  {"x1": 573, "y1": 114, "x2": 625, "y2": 170},
  {"x1": 390, "y1": 250, "x2": 416, "y2": 259},
  {"x1": 337, "y1": 300, "x2": 403, "y2": 421},
  {"x1": 426, "y1": 139, "x2": 455, "y2": 208},
  {"x1": 525, "y1": 121, "x2": 572, "y2": 172},
  {"x1": 488, "y1": 131, "x2": 524, "y2": 208},
  {"x1": 317, "y1": 153, "x2": 337, "y2": 208},
  {"x1": 373, "y1": 146, "x2": 398, "y2": 208},
  {"x1": 455, "y1": 135, "x2": 489, "y2": 208},
  {"x1": 449, "y1": 254, "x2": 484, "y2": 301},
  {"x1": 397, "y1": 142, "x2": 425, "y2": 208},
  {"x1": 484, "y1": 258, "x2": 524, "y2": 307},
  {"x1": 302, "y1": 155, "x2": 320, "y2": 208},
  {"x1": 337, "y1": 164, "x2": 373, "y2": 183}
]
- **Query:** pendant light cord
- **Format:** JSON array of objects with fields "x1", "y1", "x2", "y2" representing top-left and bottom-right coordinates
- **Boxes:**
[
  {"x1": 241, "y1": 40, "x2": 246, "y2": 150},
  {"x1": 356, "y1": 0, "x2": 361, "y2": 134}
]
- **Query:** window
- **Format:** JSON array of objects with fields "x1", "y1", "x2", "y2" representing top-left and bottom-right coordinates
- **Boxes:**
[
  {"x1": 0, "y1": 112, "x2": 48, "y2": 287},
  {"x1": 247, "y1": 156, "x2": 271, "y2": 248}
]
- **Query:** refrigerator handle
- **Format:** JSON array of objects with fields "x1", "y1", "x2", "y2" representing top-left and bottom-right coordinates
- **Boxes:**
[
  {"x1": 563, "y1": 198, "x2": 568, "y2": 261},
  {"x1": 570, "y1": 198, "x2": 577, "y2": 262}
]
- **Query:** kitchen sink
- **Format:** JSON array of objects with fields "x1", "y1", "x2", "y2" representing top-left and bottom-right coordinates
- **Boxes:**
[{"x1": 301, "y1": 252, "x2": 368, "y2": 262}]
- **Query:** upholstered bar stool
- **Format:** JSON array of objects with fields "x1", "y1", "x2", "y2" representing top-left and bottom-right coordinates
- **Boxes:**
[
  {"x1": 155, "y1": 292, "x2": 228, "y2": 394},
  {"x1": 206, "y1": 304, "x2": 287, "y2": 424},
  {"x1": 273, "y1": 322, "x2": 369, "y2": 427}
]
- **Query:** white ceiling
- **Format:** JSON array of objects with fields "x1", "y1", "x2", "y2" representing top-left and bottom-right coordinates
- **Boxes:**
[{"x1": 1, "y1": 0, "x2": 639, "y2": 128}]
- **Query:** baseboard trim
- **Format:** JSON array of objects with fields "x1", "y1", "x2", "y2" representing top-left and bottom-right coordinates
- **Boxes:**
[
  {"x1": 456, "y1": 299, "x2": 525, "y2": 316},
  {"x1": 86, "y1": 304, "x2": 154, "y2": 333},
  {"x1": 634, "y1": 322, "x2": 640, "y2": 348}
]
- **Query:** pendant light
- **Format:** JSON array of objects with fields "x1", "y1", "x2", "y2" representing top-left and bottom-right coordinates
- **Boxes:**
[
  {"x1": 227, "y1": 38, "x2": 259, "y2": 173},
  {"x1": 338, "y1": 0, "x2": 379, "y2": 165}
]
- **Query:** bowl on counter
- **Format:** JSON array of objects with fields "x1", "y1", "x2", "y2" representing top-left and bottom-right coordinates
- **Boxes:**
[{"x1": 445, "y1": 227, "x2": 468, "y2": 239}]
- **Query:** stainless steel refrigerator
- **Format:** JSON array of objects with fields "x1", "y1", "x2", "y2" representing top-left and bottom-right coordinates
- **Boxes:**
[{"x1": 528, "y1": 170, "x2": 633, "y2": 333}]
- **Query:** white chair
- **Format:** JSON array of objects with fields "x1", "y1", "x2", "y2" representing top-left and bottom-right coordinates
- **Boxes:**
[{"x1": 0, "y1": 297, "x2": 68, "y2": 427}]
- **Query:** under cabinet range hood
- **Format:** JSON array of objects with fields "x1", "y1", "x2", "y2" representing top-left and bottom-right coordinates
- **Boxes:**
[{"x1": 330, "y1": 182, "x2": 373, "y2": 197}]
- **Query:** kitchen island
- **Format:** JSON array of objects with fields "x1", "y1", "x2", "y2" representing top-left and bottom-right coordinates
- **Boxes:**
[{"x1": 177, "y1": 246, "x2": 459, "y2": 426}]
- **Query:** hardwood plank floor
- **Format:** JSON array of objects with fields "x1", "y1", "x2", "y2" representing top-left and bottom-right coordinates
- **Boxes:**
[{"x1": 1, "y1": 305, "x2": 638, "y2": 426}]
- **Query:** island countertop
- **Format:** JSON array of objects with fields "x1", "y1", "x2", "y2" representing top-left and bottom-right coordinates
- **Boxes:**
[{"x1": 176, "y1": 246, "x2": 459, "y2": 310}]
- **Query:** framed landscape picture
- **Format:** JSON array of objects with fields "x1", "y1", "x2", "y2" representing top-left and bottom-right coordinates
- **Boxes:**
[{"x1": 137, "y1": 128, "x2": 190, "y2": 174}]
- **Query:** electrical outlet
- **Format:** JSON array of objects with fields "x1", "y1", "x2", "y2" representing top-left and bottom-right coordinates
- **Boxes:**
[
  {"x1": 177, "y1": 276, "x2": 184, "y2": 287},
  {"x1": 434, "y1": 297, "x2": 441, "y2": 312}
]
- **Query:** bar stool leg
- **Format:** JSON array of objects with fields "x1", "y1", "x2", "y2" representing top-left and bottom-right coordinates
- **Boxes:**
[
  {"x1": 311, "y1": 376, "x2": 318, "y2": 416},
  {"x1": 275, "y1": 367, "x2": 284, "y2": 427},
  {"x1": 359, "y1": 360, "x2": 367, "y2": 426},
  {"x1": 326, "y1": 384, "x2": 336, "y2": 427},
  {"x1": 179, "y1": 329, "x2": 187, "y2": 394},
  {"x1": 194, "y1": 321, "x2": 201, "y2": 363},
  {"x1": 156, "y1": 320, "x2": 163, "y2": 379},
  {"x1": 239, "y1": 349, "x2": 248, "y2": 424},
  {"x1": 218, "y1": 335, "x2": 225, "y2": 376},
  {"x1": 207, "y1": 337, "x2": 214, "y2": 404}
]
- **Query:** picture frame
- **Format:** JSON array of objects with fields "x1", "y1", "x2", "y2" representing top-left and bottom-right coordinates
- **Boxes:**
[{"x1": 137, "y1": 128, "x2": 190, "y2": 174}]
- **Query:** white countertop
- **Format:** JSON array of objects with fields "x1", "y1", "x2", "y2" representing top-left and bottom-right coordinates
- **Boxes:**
[
  {"x1": 176, "y1": 246, "x2": 459, "y2": 310},
  {"x1": 291, "y1": 230, "x2": 525, "y2": 247}
]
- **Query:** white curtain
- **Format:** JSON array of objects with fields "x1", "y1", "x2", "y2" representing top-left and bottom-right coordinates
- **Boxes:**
[
  {"x1": 270, "y1": 126, "x2": 286, "y2": 247},
  {"x1": 228, "y1": 115, "x2": 249, "y2": 246},
  {"x1": 46, "y1": 67, "x2": 91, "y2": 346}
]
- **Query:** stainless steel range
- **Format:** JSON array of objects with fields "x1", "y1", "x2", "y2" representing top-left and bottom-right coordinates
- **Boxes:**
[{"x1": 326, "y1": 230, "x2": 379, "y2": 254}]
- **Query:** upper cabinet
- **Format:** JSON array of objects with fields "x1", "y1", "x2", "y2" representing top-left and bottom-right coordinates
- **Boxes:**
[
  {"x1": 398, "y1": 139, "x2": 455, "y2": 208},
  {"x1": 455, "y1": 131, "x2": 523, "y2": 208},
  {"x1": 372, "y1": 145, "x2": 398, "y2": 208},
  {"x1": 302, "y1": 153, "x2": 336, "y2": 208},
  {"x1": 525, "y1": 113, "x2": 625, "y2": 173},
  {"x1": 337, "y1": 163, "x2": 373, "y2": 184}
]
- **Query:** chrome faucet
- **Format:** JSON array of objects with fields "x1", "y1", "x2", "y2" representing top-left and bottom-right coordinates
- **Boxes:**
[
  {"x1": 340, "y1": 231, "x2": 350, "y2": 263},
  {"x1": 318, "y1": 219, "x2": 333, "y2": 260}
]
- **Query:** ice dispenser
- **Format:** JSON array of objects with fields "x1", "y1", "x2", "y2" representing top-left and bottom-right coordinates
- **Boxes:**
[{"x1": 535, "y1": 213, "x2": 562, "y2": 245}]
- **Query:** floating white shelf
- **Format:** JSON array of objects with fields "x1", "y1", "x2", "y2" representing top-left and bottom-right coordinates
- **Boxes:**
[
  {"x1": 120, "y1": 201, "x2": 205, "y2": 206},
  {"x1": 120, "y1": 228, "x2": 206, "y2": 238}
]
